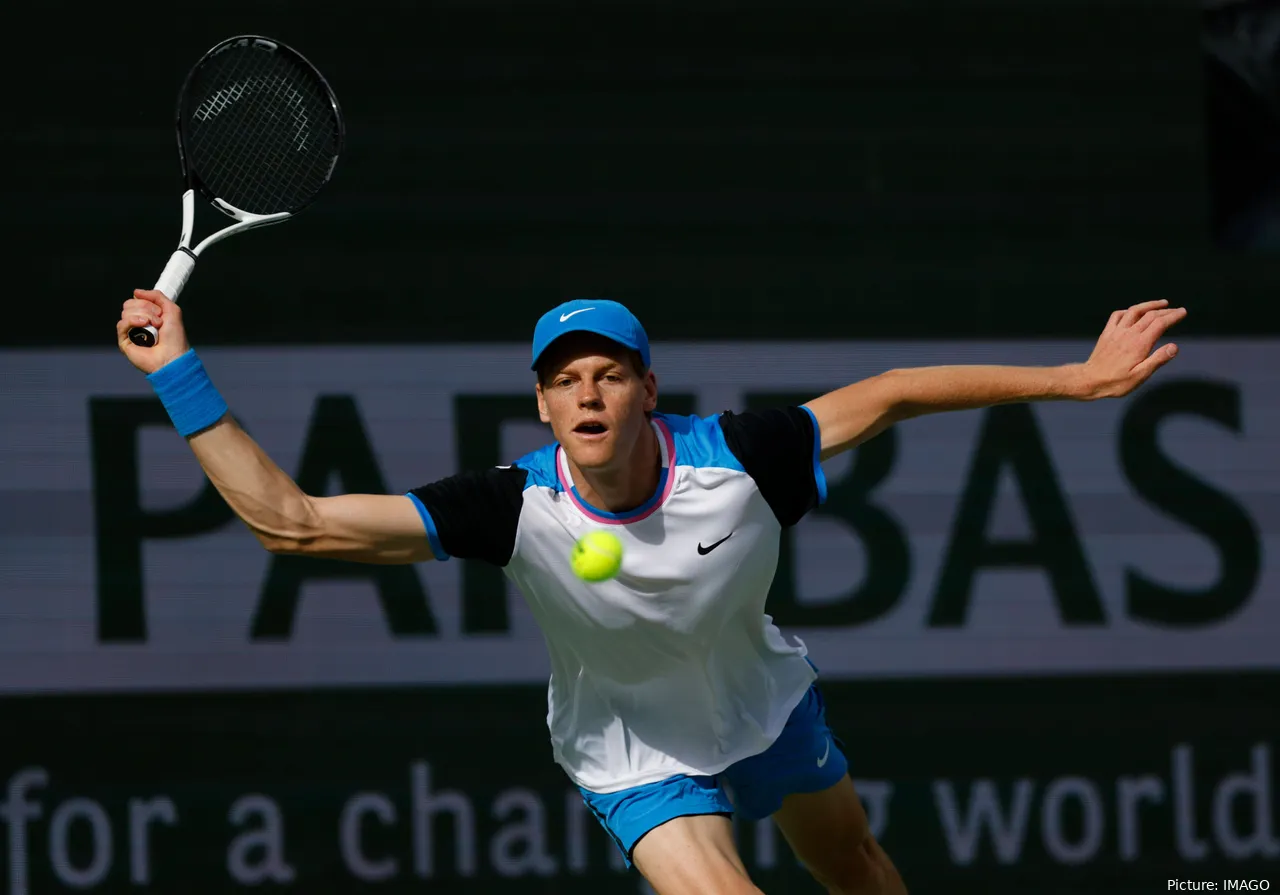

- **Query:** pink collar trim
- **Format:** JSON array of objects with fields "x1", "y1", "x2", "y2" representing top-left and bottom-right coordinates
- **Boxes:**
[{"x1": 556, "y1": 418, "x2": 676, "y2": 524}]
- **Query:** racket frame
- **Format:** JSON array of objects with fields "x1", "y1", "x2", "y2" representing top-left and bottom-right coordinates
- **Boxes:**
[
  {"x1": 130, "y1": 35, "x2": 343, "y2": 348},
  {"x1": 151, "y1": 190, "x2": 291, "y2": 303}
]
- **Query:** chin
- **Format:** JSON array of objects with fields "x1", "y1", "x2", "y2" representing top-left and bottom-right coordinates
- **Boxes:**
[
  {"x1": 563, "y1": 444, "x2": 617, "y2": 472},
  {"x1": 560, "y1": 434, "x2": 619, "y2": 471}
]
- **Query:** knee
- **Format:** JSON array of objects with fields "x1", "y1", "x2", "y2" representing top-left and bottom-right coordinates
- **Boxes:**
[{"x1": 818, "y1": 833, "x2": 893, "y2": 895}]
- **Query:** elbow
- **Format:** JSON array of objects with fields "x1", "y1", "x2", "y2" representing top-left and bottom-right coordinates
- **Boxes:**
[
  {"x1": 254, "y1": 522, "x2": 328, "y2": 556},
  {"x1": 249, "y1": 499, "x2": 328, "y2": 556}
]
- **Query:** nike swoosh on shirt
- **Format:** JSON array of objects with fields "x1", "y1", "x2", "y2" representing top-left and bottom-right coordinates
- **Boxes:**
[
  {"x1": 817, "y1": 738, "x2": 831, "y2": 768},
  {"x1": 559, "y1": 308, "x2": 595, "y2": 322},
  {"x1": 697, "y1": 533, "x2": 732, "y2": 555}
]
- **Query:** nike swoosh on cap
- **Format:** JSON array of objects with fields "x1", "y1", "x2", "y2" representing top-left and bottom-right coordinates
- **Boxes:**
[{"x1": 560, "y1": 308, "x2": 595, "y2": 322}]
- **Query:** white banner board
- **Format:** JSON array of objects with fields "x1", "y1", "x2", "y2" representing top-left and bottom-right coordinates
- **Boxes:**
[{"x1": 0, "y1": 341, "x2": 1276, "y2": 693}]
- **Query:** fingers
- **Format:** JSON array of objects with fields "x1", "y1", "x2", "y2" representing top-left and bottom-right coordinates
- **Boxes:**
[
  {"x1": 120, "y1": 297, "x2": 162, "y2": 330},
  {"x1": 132, "y1": 288, "x2": 184, "y2": 315},
  {"x1": 132, "y1": 289, "x2": 165, "y2": 310},
  {"x1": 1131, "y1": 342, "x2": 1179, "y2": 382},
  {"x1": 1121, "y1": 299, "x2": 1170, "y2": 328},
  {"x1": 116, "y1": 293, "x2": 168, "y2": 353},
  {"x1": 121, "y1": 288, "x2": 183, "y2": 327},
  {"x1": 1136, "y1": 306, "x2": 1187, "y2": 335},
  {"x1": 115, "y1": 312, "x2": 152, "y2": 348}
]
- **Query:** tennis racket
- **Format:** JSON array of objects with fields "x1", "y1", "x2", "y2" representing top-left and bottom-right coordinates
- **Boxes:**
[{"x1": 129, "y1": 35, "x2": 345, "y2": 347}]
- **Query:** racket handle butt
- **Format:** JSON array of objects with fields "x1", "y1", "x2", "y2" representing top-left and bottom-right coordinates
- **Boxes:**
[{"x1": 128, "y1": 325, "x2": 159, "y2": 348}]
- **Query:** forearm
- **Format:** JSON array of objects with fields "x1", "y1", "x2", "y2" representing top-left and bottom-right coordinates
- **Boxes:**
[
  {"x1": 147, "y1": 349, "x2": 320, "y2": 550},
  {"x1": 883, "y1": 363, "x2": 1087, "y2": 421},
  {"x1": 187, "y1": 416, "x2": 322, "y2": 550},
  {"x1": 807, "y1": 363, "x2": 1088, "y2": 459},
  {"x1": 120, "y1": 297, "x2": 433, "y2": 564}
]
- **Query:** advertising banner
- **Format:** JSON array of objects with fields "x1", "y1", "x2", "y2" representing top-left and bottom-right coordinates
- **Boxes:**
[
  {"x1": 0, "y1": 341, "x2": 1276, "y2": 693},
  {"x1": 0, "y1": 679, "x2": 1275, "y2": 894}
]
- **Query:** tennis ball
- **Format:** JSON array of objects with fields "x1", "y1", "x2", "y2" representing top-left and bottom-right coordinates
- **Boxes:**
[{"x1": 571, "y1": 531, "x2": 624, "y2": 583}]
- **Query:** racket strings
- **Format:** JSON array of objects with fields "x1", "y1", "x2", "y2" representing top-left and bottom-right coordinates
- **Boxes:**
[
  {"x1": 193, "y1": 53, "x2": 330, "y2": 211},
  {"x1": 192, "y1": 53, "x2": 329, "y2": 210},
  {"x1": 183, "y1": 45, "x2": 340, "y2": 215}
]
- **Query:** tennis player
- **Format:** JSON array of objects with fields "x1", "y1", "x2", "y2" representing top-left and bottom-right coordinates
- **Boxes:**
[{"x1": 117, "y1": 290, "x2": 1185, "y2": 894}]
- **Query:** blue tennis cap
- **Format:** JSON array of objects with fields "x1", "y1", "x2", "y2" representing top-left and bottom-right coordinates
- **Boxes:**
[{"x1": 530, "y1": 299, "x2": 651, "y2": 371}]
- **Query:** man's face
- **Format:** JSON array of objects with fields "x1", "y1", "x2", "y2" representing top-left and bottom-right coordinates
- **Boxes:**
[{"x1": 535, "y1": 333, "x2": 658, "y2": 472}]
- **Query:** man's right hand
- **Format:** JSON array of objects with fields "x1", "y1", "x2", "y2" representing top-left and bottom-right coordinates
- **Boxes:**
[{"x1": 116, "y1": 289, "x2": 192, "y2": 374}]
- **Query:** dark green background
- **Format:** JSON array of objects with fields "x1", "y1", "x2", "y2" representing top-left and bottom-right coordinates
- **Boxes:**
[
  {"x1": 11, "y1": 0, "x2": 1277, "y2": 345},
  {"x1": 5, "y1": 1, "x2": 1278, "y2": 892}
]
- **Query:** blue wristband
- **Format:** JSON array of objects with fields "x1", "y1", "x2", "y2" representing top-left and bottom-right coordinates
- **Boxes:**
[{"x1": 146, "y1": 349, "x2": 229, "y2": 437}]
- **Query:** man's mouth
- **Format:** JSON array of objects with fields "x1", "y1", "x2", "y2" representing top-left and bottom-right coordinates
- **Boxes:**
[{"x1": 574, "y1": 421, "x2": 609, "y2": 438}]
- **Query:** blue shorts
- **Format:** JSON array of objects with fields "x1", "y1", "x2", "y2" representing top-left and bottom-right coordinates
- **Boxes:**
[{"x1": 578, "y1": 684, "x2": 849, "y2": 866}]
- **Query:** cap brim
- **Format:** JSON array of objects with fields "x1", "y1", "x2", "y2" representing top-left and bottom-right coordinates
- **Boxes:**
[{"x1": 531, "y1": 327, "x2": 643, "y2": 370}]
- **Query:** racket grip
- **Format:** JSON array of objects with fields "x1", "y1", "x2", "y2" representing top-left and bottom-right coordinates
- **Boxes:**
[
  {"x1": 154, "y1": 249, "x2": 196, "y2": 302},
  {"x1": 130, "y1": 250, "x2": 196, "y2": 348}
]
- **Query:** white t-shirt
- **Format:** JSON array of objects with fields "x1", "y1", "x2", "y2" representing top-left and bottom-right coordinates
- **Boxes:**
[{"x1": 408, "y1": 407, "x2": 829, "y2": 793}]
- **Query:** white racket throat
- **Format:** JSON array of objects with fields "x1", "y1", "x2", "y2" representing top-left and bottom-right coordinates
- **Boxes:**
[
  {"x1": 152, "y1": 189, "x2": 290, "y2": 303},
  {"x1": 138, "y1": 191, "x2": 290, "y2": 342}
]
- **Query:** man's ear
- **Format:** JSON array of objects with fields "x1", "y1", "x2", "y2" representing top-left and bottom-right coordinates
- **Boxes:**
[
  {"x1": 643, "y1": 370, "x2": 658, "y2": 413},
  {"x1": 536, "y1": 381, "x2": 551, "y2": 424}
]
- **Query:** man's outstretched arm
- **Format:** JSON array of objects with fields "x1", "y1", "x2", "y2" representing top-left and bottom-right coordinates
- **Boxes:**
[
  {"x1": 184, "y1": 416, "x2": 433, "y2": 563},
  {"x1": 805, "y1": 299, "x2": 1187, "y2": 460},
  {"x1": 117, "y1": 289, "x2": 434, "y2": 564}
]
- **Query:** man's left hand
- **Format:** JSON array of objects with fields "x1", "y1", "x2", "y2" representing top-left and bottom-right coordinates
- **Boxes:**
[{"x1": 1074, "y1": 299, "x2": 1188, "y2": 400}]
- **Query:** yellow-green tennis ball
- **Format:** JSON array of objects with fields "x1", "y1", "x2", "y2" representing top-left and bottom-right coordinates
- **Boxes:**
[{"x1": 571, "y1": 531, "x2": 624, "y2": 583}]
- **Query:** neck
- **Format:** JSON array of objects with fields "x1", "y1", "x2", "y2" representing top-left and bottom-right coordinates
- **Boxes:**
[{"x1": 570, "y1": 421, "x2": 661, "y2": 513}]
